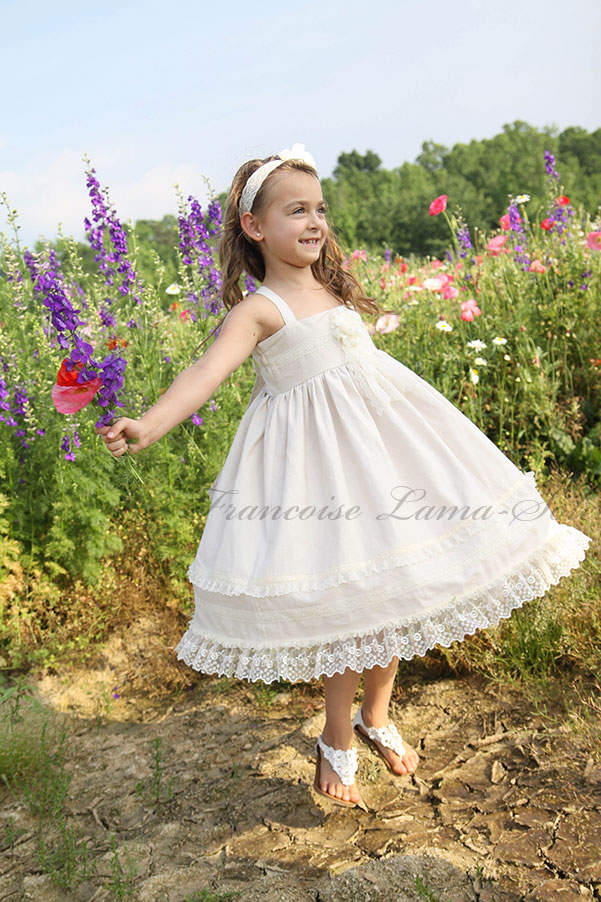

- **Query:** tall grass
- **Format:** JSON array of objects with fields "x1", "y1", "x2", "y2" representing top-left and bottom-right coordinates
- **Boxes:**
[{"x1": 0, "y1": 153, "x2": 599, "y2": 683}]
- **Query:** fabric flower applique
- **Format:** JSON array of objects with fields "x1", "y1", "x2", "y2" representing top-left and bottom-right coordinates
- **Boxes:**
[
  {"x1": 330, "y1": 306, "x2": 405, "y2": 414},
  {"x1": 330, "y1": 306, "x2": 371, "y2": 352}
]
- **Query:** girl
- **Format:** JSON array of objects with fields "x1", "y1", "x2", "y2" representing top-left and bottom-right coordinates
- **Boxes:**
[{"x1": 96, "y1": 142, "x2": 591, "y2": 811}]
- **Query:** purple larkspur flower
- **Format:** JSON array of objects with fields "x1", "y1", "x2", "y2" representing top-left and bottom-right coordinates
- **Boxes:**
[
  {"x1": 94, "y1": 353, "x2": 127, "y2": 427},
  {"x1": 507, "y1": 200, "x2": 530, "y2": 271},
  {"x1": 544, "y1": 149, "x2": 559, "y2": 179},
  {"x1": 99, "y1": 306, "x2": 116, "y2": 329},
  {"x1": 24, "y1": 249, "x2": 87, "y2": 352},
  {"x1": 190, "y1": 413, "x2": 203, "y2": 426},
  {"x1": 178, "y1": 194, "x2": 224, "y2": 317},
  {"x1": 244, "y1": 272, "x2": 258, "y2": 295},
  {"x1": 28, "y1": 238, "x2": 129, "y2": 429},
  {"x1": 541, "y1": 149, "x2": 575, "y2": 240}
]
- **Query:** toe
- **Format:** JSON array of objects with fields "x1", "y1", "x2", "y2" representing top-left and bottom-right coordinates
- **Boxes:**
[{"x1": 405, "y1": 747, "x2": 419, "y2": 772}]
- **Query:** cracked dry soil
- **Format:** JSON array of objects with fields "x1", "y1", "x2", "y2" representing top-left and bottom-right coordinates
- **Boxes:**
[{"x1": 2, "y1": 649, "x2": 601, "y2": 901}]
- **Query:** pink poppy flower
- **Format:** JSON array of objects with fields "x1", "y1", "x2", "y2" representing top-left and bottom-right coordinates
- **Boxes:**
[
  {"x1": 429, "y1": 195, "x2": 447, "y2": 216},
  {"x1": 487, "y1": 235, "x2": 507, "y2": 255},
  {"x1": 423, "y1": 277, "x2": 445, "y2": 291},
  {"x1": 499, "y1": 214, "x2": 511, "y2": 231},
  {"x1": 460, "y1": 299, "x2": 481, "y2": 322},
  {"x1": 375, "y1": 313, "x2": 400, "y2": 334},
  {"x1": 528, "y1": 260, "x2": 547, "y2": 273},
  {"x1": 586, "y1": 231, "x2": 601, "y2": 251}
]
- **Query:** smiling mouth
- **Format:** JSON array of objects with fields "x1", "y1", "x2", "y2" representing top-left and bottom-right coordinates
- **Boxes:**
[{"x1": 299, "y1": 239, "x2": 320, "y2": 245}]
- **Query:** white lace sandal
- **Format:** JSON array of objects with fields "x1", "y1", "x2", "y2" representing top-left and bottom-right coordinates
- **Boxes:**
[
  {"x1": 352, "y1": 705, "x2": 417, "y2": 776},
  {"x1": 313, "y1": 734, "x2": 368, "y2": 811}
]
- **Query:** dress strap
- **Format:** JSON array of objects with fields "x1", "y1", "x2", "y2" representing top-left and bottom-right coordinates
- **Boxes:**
[{"x1": 254, "y1": 285, "x2": 297, "y2": 324}]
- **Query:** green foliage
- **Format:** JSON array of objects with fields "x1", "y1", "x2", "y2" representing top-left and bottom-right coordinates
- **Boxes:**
[
  {"x1": 321, "y1": 121, "x2": 601, "y2": 256},
  {"x1": 0, "y1": 124, "x2": 600, "y2": 670},
  {"x1": 0, "y1": 678, "x2": 117, "y2": 893},
  {"x1": 133, "y1": 736, "x2": 176, "y2": 809}
]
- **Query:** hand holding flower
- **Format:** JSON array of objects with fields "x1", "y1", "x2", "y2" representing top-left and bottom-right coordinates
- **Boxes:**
[{"x1": 95, "y1": 417, "x2": 149, "y2": 458}]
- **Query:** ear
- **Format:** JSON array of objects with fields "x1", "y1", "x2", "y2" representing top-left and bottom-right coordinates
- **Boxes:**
[{"x1": 240, "y1": 211, "x2": 263, "y2": 241}]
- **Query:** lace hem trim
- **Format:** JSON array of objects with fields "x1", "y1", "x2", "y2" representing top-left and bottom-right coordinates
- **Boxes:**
[
  {"x1": 175, "y1": 522, "x2": 591, "y2": 684},
  {"x1": 187, "y1": 470, "x2": 543, "y2": 596}
]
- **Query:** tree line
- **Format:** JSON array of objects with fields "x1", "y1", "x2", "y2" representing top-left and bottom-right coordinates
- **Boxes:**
[{"x1": 63, "y1": 120, "x2": 601, "y2": 270}]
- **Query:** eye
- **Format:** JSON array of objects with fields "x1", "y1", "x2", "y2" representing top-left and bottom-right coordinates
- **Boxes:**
[{"x1": 293, "y1": 205, "x2": 328, "y2": 214}]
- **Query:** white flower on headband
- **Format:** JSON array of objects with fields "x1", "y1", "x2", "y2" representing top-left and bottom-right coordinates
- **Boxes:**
[
  {"x1": 277, "y1": 143, "x2": 317, "y2": 171},
  {"x1": 239, "y1": 142, "x2": 318, "y2": 217}
]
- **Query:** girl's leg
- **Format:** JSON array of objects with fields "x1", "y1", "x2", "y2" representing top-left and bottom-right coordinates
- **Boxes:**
[
  {"x1": 361, "y1": 655, "x2": 400, "y2": 724},
  {"x1": 319, "y1": 665, "x2": 362, "y2": 801},
  {"x1": 361, "y1": 656, "x2": 419, "y2": 774}
]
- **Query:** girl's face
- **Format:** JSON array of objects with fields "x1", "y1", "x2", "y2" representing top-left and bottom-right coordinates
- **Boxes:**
[{"x1": 249, "y1": 170, "x2": 329, "y2": 268}]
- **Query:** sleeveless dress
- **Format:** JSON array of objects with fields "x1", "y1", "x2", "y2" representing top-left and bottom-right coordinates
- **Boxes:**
[{"x1": 175, "y1": 285, "x2": 592, "y2": 684}]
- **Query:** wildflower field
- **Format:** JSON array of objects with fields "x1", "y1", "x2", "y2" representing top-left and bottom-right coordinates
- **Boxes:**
[
  {"x1": 1, "y1": 145, "x2": 601, "y2": 900},
  {"x1": 0, "y1": 147, "x2": 600, "y2": 686}
]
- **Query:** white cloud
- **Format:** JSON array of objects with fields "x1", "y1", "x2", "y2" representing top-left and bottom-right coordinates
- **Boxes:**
[{"x1": 0, "y1": 149, "x2": 213, "y2": 248}]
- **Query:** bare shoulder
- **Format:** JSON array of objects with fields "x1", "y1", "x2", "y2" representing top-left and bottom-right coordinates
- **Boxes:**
[{"x1": 234, "y1": 292, "x2": 283, "y2": 342}]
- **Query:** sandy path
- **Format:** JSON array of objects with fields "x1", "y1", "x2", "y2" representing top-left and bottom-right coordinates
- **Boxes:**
[{"x1": 2, "y1": 645, "x2": 600, "y2": 901}]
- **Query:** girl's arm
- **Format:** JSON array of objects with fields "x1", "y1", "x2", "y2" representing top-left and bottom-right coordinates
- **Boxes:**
[{"x1": 96, "y1": 299, "x2": 265, "y2": 457}]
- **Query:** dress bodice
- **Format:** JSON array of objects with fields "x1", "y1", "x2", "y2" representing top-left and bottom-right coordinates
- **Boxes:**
[{"x1": 249, "y1": 284, "x2": 378, "y2": 399}]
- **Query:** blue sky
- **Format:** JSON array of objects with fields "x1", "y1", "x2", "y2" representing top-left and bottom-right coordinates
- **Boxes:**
[{"x1": 1, "y1": 0, "x2": 599, "y2": 249}]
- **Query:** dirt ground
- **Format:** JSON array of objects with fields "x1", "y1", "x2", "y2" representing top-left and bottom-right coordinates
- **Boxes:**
[{"x1": 2, "y1": 625, "x2": 601, "y2": 901}]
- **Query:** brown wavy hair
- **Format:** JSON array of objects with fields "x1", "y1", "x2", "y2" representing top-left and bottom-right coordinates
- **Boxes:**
[{"x1": 192, "y1": 155, "x2": 396, "y2": 355}]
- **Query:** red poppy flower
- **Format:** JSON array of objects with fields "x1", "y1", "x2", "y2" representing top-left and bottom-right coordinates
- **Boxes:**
[
  {"x1": 52, "y1": 358, "x2": 102, "y2": 414},
  {"x1": 541, "y1": 218, "x2": 554, "y2": 231},
  {"x1": 556, "y1": 195, "x2": 570, "y2": 206},
  {"x1": 428, "y1": 194, "x2": 447, "y2": 216},
  {"x1": 107, "y1": 336, "x2": 128, "y2": 350}
]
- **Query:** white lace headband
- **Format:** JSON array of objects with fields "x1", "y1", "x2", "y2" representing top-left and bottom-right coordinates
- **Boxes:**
[{"x1": 238, "y1": 142, "x2": 318, "y2": 219}]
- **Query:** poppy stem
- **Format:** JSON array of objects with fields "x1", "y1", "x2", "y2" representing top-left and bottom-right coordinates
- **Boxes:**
[{"x1": 123, "y1": 451, "x2": 145, "y2": 485}]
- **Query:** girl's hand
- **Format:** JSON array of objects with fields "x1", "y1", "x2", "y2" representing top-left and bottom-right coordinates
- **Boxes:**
[{"x1": 95, "y1": 417, "x2": 149, "y2": 458}]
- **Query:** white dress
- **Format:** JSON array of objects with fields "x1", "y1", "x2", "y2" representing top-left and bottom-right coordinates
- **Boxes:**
[{"x1": 175, "y1": 285, "x2": 591, "y2": 684}]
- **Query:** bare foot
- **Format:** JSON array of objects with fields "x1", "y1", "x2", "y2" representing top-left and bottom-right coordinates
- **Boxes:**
[
  {"x1": 317, "y1": 731, "x2": 362, "y2": 804},
  {"x1": 359, "y1": 711, "x2": 420, "y2": 775}
]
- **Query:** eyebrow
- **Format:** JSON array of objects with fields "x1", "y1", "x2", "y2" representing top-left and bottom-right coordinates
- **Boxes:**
[{"x1": 284, "y1": 199, "x2": 327, "y2": 208}]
